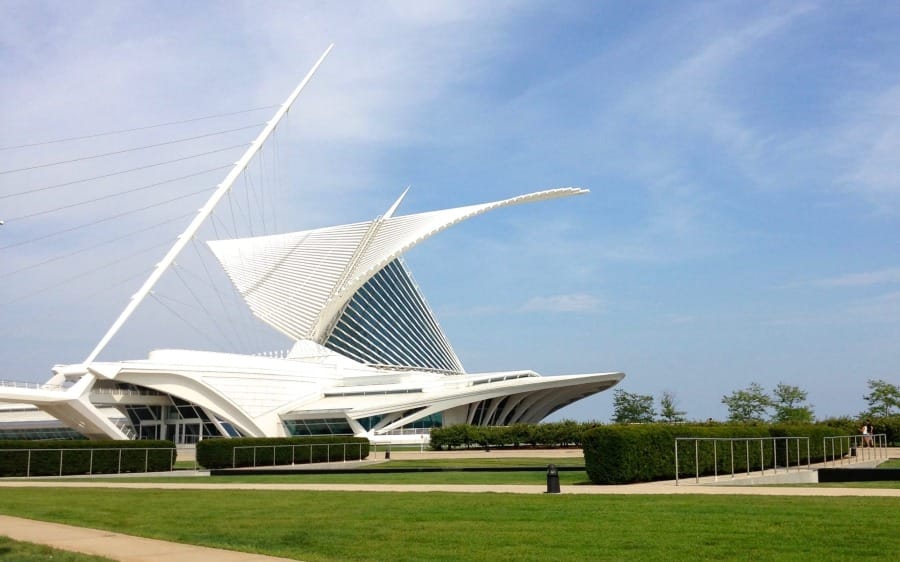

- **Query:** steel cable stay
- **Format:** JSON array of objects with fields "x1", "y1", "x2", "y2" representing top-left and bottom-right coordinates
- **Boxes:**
[
  {"x1": 0, "y1": 268, "x2": 153, "y2": 339},
  {"x1": 0, "y1": 144, "x2": 245, "y2": 201},
  {"x1": 3, "y1": 166, "x2": 230, "y2": 223},
  {"x1": 224, "y1": 186, "x2": 241, "y2": 238},
  {"x1": 269, "y1": 131, "x2": 284, "y2": 236},
  {"x1": 0, "y1": 240, "x2": 172, "y2": 307},
  {"x1": 206, "y1": 207, "x2": 273, "y2": 353},
  {"x1": 209, "y1": 208, "x2": 237, "y2": 240},
  {"x1": 242, "y1": 168, "x2": 256, "y2": 237},
  {"x1": 273, "y1": 119, "x2": 289, "y2": 234},
  {"x1": 186, "y1": 238, "x2": 256, "y2": 353},
  {"x1": 170, "y1": 262, "x2": 240, "y2": 352},
  {"x1": 0, "y1": 212, "x2": 194, "y2": 280},
  {"x1": 218, "y1": 179, "x2": 250, "y2": 238},
  {"x1": 255, "y1": 153, "x2": 270, "y2": 236},
  {"x1": 0, "y1": 123, "x2": 265, "y2": 175},
  {"x1": 205, "y1": 187, "x2": 279, "y2": 353},
  {"x1": 0, "y1": 186, "x2": 215, "y2": 251},
  {"x1": 259, "y1": 136, "x2": 277, "y2": 236},
  {"x1": 0, "y1": 104, "x2": 279, "y2": 151},
  {"x1": 148, "y1": 292, "x2": 222, "y2": 350},
  {"x1": 244, "y1": 157, "x2": 267, "y2": 236}
]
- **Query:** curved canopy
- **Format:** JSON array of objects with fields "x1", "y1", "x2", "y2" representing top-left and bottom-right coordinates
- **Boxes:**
[{"x1": 208, "y1": 187, "x2": 588, "y2": 371}]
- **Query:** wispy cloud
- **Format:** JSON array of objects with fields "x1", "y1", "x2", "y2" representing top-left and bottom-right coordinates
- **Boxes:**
[
  {"x1": 832, "y1": 83, "x2": 900, "y2": 214},
  {"x1": 520, "y1": 293, "x2": 600, "y2": 313},
  {"x1": 813, "y1": 267, "x2": 900, "y2": 288}
]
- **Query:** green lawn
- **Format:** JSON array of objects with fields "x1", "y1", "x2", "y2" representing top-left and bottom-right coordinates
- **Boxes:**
[
  {"x1": 877, "y1": 458, "x2": 900, "y2": 468},
  {"x1": 1, "y1": 488, "x2": 896, "y2": 561},
  {"x1": 0, "y1": 536, "x2": 113, "y2": 561}
]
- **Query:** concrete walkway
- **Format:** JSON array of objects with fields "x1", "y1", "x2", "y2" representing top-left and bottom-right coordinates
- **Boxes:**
[{"x1": 0, "y1": 515, "x2": 298, "y2": 562}]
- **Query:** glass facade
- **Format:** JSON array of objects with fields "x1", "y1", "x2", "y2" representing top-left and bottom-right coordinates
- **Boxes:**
[
  {"x1": 124, "y1": 396, "x2": 224, "y2": 443},
  {"x1": 324, "y1": 259, "x2": 463, "y2": 373},
  {"x1": 283, "y1": 418, "x2": 354, "y2": 436},
  {"x1": 0, "y1": 427, "x2": 85, "y2": 440}
]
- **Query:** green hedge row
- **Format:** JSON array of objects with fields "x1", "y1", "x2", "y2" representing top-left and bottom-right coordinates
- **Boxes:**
[
  {"x1": 583, "y1": 423, "x2": 855, "y2": 484},
  {"x1": 0, "y1": 440, "x2": 175, "y2": 477},
  {"x1": 871, "y1": 415, "x2": 900, "y2": 445},
  {"x1": 197, "y1": 436, "x2": 370, "y2": 469},
  {"x1": 429, "y1": 421, "x2": 598, "y2": 450}
]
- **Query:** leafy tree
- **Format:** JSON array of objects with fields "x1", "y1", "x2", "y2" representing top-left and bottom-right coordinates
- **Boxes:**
[
  {"x1": 863, "y1": 379, "x2": 900, "y2": 418},
  {"x1": 612, "y1": 389, "x2": 656, "y2": 424},
  {"x1": 721, "y1": 382, "x2": 771, "y2": 423},
  {"x1": 771, "y1": 383, "x2": 814, "y2": 423},
  {"x1": 658, "y1": 390, "x2": 686, "y2": 423}
]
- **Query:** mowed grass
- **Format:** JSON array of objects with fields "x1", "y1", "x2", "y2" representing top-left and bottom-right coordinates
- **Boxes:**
[
  {"x1": 0, "y1": 536, "x2": 114, "y2": 561},
  {"x1": 1, "y1": 488, "x2": 897, "y2": 561}
]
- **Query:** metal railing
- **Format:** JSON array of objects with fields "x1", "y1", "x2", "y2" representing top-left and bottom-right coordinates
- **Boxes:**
[
  {"x1": 675, "y1": 436, "x2": 810, "y2": 486},
  {"x1": 231, "y1": 442, "x2": 367, "y2": 469},
  {"x1": 381, "y1": 427, "x2": 432, "y2": 436},
  {"x1": 1, "y1": 447, "x2": 175, "y2": 477},
  {"x1": 0, "y1": 380, "x2": 67, "y2": 391},
  {"x1": 822, "y1": 434, "x2": 888, "y2": 467},
  {"x1": 90, "y1": 387, "x2": 164, "y2": 397}
]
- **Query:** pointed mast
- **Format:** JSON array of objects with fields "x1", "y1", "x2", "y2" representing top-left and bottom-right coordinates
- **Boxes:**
[{"x1": 84, "y1": 44, "x2": 334, "y2": 364}]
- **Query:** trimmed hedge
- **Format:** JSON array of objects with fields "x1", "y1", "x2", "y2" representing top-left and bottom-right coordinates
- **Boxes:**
[
  {"x1": 429, "y1": 421, "x2": 597, "y2": 450},
  {"x1": 0, "y1": 440, "x2": 175, "y2": 477},
  {"x1": 196, "y1": 436, "x2": 370, "y2": 469},
  {"x1": 583, "y1": 423, "x2": 854, "y2": 484}
]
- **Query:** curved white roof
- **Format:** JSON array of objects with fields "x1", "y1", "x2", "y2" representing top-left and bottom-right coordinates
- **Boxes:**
[{"x1": 208, "y1": 188, "x2": 588, "y2": 354}]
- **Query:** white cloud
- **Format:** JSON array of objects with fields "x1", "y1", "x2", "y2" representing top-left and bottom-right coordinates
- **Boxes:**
[
  {"x1": 521, "y1": 293, "x2": 600, "y2": 313},
  {"x1": 814, "y1": 267, "x2": 900, "y2": 288},
  {"x1": 832, "y1": 83, "x2": 900, "y2": 213}
]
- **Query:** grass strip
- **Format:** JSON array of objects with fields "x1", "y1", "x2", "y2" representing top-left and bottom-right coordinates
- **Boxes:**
[{"x1": 1, "y1": 488, "x2": 897, "y2": 561}]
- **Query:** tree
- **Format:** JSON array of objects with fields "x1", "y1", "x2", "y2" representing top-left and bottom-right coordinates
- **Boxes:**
[
  {"x1": 721, "y1": 382, "x2": 771, "y2": 423},
  {"x1": 770, "y1": 383, "x2": 814, "y2": 423},
  {"x1": 612, "y1": 389, "x2": 656, "y2": 424},
  {"x1": 863, "y1": 379, "x2": 900, "y2": 418},
  {"x1": 658, "y1": 390, "x2": 686, "y2": 423}
]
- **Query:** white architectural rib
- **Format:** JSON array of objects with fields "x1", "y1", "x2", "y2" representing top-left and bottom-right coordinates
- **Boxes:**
[{"x1": 208, "y1": 187, "x2": 588, "y2": 344}]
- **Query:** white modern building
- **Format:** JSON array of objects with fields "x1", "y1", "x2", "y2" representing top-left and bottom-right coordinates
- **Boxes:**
[{"x1": 0, "y1": 47, "x2": 623, "y2": 444}]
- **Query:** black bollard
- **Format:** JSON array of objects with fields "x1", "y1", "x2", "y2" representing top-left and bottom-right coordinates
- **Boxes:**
[
  {"x1": 546, "y1": 463, "x2": 560, "y2": 494},
  {"x1": 385, "y1": 447, "x2": 391, "y2": 460}
]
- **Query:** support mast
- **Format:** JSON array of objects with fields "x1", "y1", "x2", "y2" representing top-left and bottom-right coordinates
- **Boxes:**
[{"x1": 83, "y1": 44, "x2": 334, "y2": 364}]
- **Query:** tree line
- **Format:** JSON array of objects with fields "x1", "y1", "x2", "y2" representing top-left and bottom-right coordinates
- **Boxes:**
[{"x1": 612, "y1": 378, "x2": 899, "y2": 424}]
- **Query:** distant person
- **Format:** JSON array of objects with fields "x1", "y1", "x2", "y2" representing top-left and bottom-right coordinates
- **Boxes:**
[{"x1": 861, "y1": 420, "x2": 873, "y2": 448}]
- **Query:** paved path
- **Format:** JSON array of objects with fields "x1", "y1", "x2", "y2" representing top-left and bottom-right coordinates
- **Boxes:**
[{"x1": 0, "y1": 515, "x2": 298, "y2": 562}]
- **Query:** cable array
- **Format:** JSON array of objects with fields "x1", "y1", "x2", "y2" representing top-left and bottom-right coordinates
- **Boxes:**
[{"x1": 1, "y1": 103, "x2": 297, "y2": 360}]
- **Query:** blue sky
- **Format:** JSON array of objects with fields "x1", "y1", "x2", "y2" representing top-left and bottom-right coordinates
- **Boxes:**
[{"x1": 1, "y1": 1, "x2": 898, "y2": 422}]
